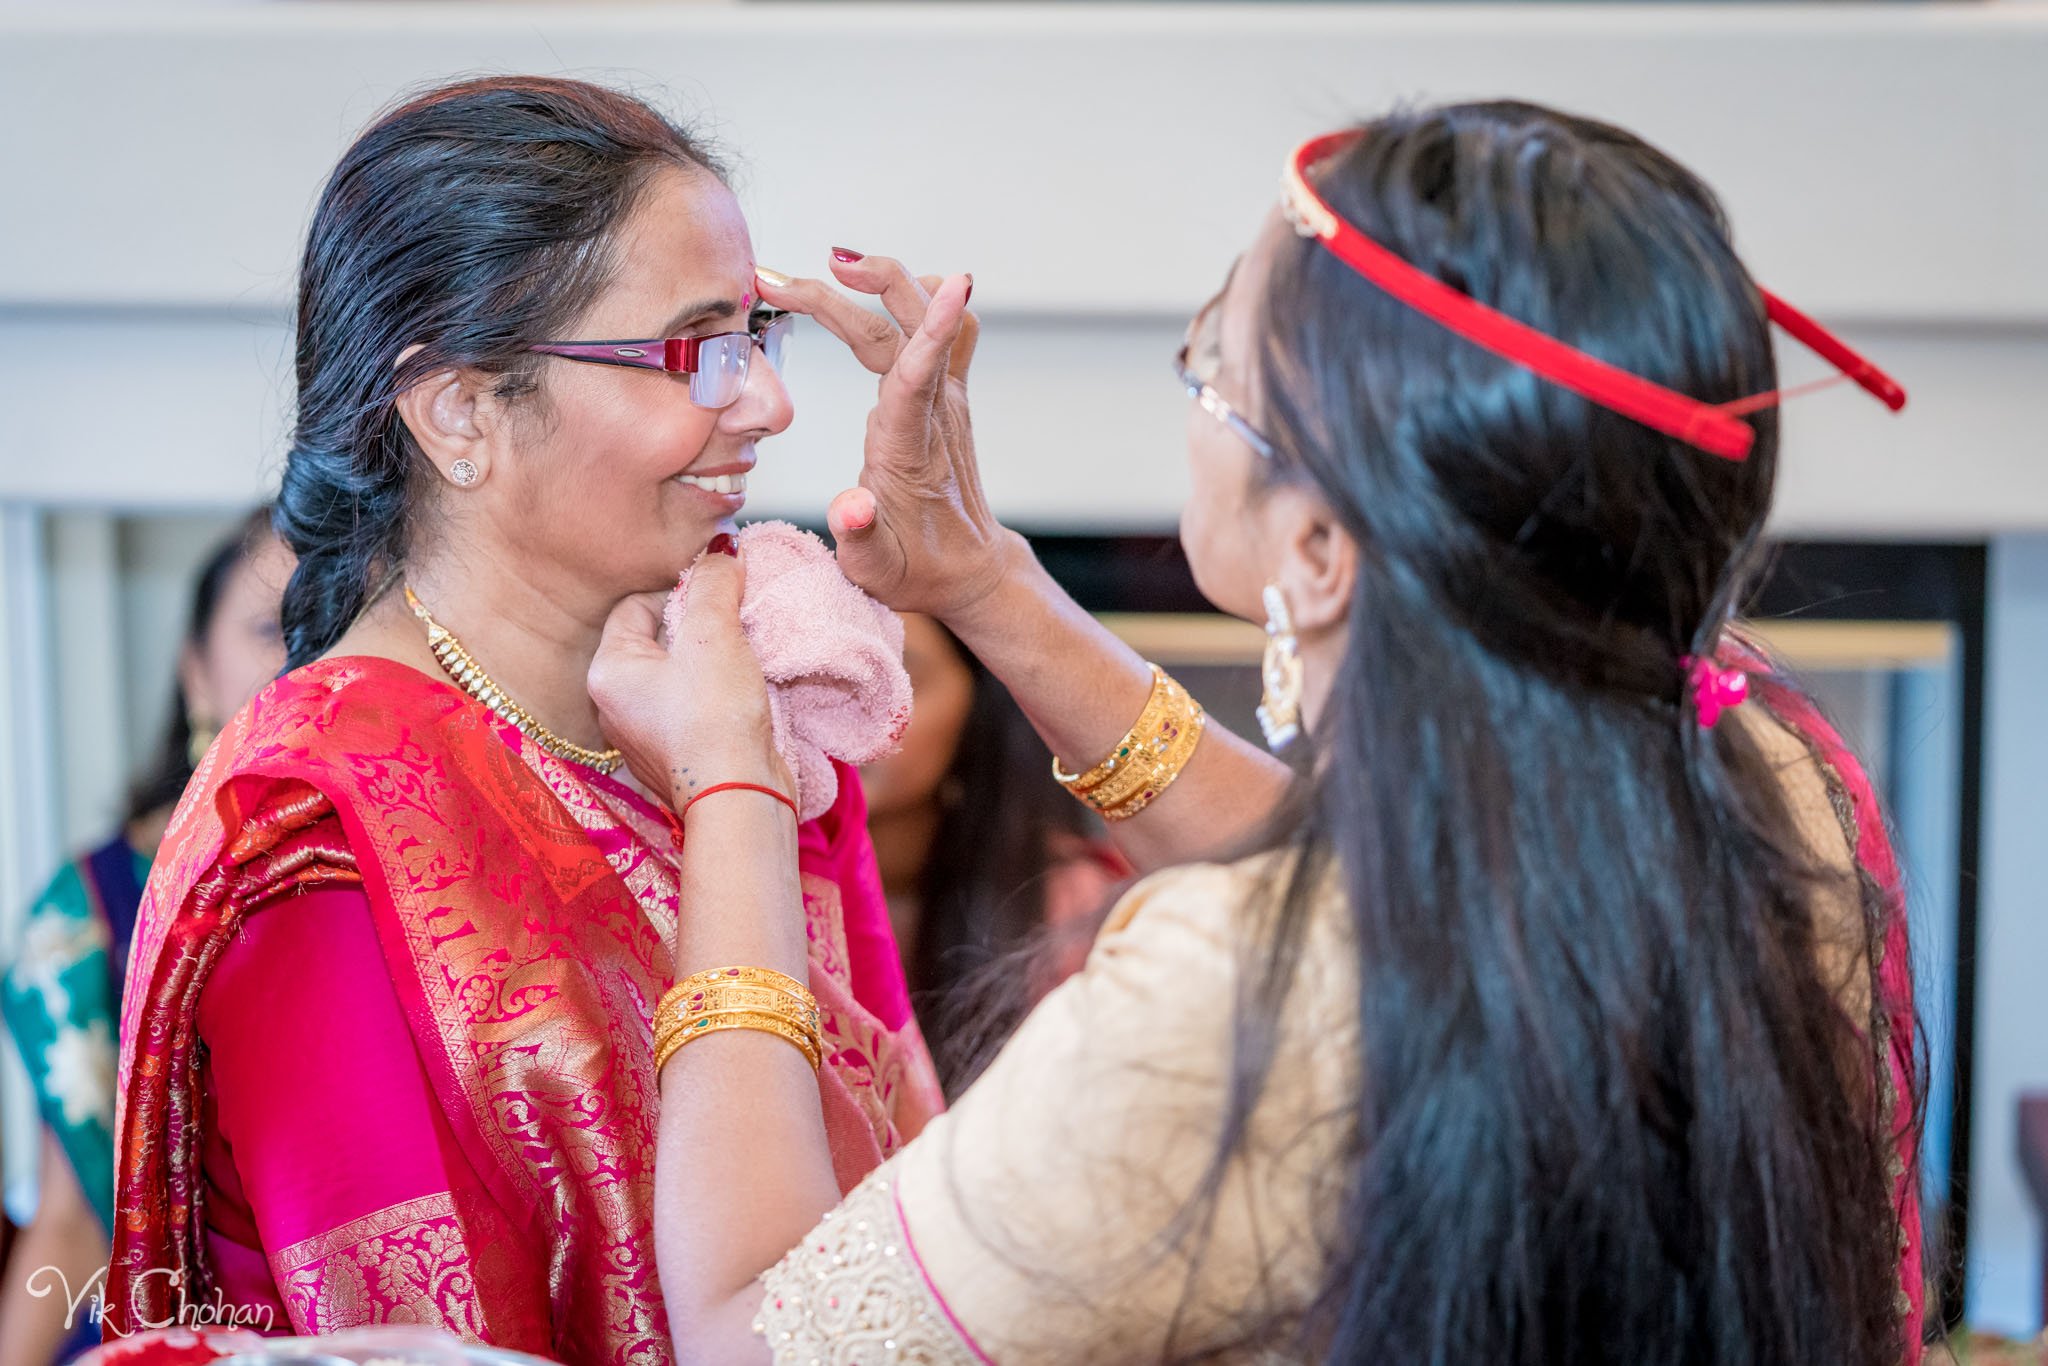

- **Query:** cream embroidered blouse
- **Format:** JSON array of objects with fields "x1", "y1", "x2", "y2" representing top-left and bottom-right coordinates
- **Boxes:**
[
  {"x1": 755, "y1": 853, "x2": 1353, "y2": 1363},
  {"x1": 749, "y1": 700, "x2": 1909, "y2": 1364}
]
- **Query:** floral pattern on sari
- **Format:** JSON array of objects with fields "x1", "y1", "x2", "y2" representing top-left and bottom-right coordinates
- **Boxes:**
[
  {"x1": 516, "y1": 743, "x2": 942, "y2": 1167},
  {"x1": 274, "y1": 1189, "x2": 547, "y2": 1341},
  {"x1": 2, "y1": 839, "x2": 148, "y2": 1238},
  {"x1": 110, "y1": 657, "x2": 939, "y2": 1364}
]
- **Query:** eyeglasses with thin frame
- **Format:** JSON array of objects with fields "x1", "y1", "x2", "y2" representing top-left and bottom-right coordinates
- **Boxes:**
[
  {"x1": 1175, "y1": 305, "x2": 1276, "y2": 459},
  {"x1": 528, "y1": 307, "x2": 793, "y2": 410}
]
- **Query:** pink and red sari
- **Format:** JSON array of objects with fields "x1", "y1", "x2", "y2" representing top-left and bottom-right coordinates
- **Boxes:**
[
  {"x1": 1749, "y1": 661, "x2": 1926, "y2": 1351},
  {"x1": 107, "y1": 656, "x2": 942, "y2": 1364}
]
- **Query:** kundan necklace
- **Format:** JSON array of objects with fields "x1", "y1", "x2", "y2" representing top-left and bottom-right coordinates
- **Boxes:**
[{"x1": 405, "y1": 585, "x2": 624, "y2": 775}]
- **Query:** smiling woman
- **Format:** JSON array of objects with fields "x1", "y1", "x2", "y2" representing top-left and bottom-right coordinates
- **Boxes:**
[{"x1": 103, "y1": 76, "x2": 941, "y2": 1364}]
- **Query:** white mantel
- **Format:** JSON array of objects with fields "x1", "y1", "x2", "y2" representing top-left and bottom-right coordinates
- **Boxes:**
[{"x1": 0, "y1": 3, "x2": 2044, "y2": 534}]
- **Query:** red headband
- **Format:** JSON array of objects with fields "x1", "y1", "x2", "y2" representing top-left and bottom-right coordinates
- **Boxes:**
[{"x1": 1281, "y1": 131, "x2": 1907, "y2": 461}]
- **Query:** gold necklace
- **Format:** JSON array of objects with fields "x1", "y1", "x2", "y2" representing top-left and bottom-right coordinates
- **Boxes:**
[{"x1": 405, "y1": 585, "x2": 624, "y2": 775}]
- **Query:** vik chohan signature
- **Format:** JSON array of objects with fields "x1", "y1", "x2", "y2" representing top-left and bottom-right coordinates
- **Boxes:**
[{"x1": 21, "y1": 1262, "x2": 277, "y2": 1337}]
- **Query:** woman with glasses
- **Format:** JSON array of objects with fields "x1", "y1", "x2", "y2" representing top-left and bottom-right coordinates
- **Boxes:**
[
  {"x1": 596, "y1": 102, "x2": 1925, "y2": 1363},
  {"x1": 106, "y1": 77, "x2": 941, "y2": 1361}
]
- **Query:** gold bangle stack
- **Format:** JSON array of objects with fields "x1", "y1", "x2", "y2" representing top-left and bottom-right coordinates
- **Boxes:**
[
  {"x1": 654, "y1": 966, "x2": 824, "y2": 1073},
  {"x1": 1051, "y1": 664, "x2": 1207, "y2": 822}
]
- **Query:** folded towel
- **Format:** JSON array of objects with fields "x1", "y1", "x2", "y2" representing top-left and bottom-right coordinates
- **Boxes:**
[{"x1": 666, "y1": 521, "x2": 911, "y2": 822}]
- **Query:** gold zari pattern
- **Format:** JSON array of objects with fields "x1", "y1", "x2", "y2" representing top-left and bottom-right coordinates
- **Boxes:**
[{"x1": 1052, "y1": 664, "x2": 1206, "y2": 821}]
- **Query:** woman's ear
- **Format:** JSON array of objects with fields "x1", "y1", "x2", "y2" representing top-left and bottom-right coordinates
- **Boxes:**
[
  {"x1": 1268, "y1": 486, "x2": 1358, "y2": 638},
  {"x1": 392, "y1": 344, "x2": 491, "y2": 488},
  {"x1": 176, "y1": 640, "x2": 213, "y2": 732}
]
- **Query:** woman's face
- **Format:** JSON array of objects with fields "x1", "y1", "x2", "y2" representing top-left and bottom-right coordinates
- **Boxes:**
[
  {"x1": 860, "y1": 614, "x2": 976, "y2": 818},
  {"x1": 1177, "y1": 209, "x2": 1292, "y2": 625},
  {"x1": 182, "y1": 533, "x2": 292, "y2": 728},
  {"x1": 485, "y1": 164, "x2": 794, "y2": 599}
]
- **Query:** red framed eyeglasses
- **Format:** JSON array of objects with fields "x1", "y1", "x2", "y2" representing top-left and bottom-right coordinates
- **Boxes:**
[
  {"x1": 1281, "y1": 131, "x2": 1907, "y2": 462},
  {"x1": 528, "y1": 308, "x2": 793, "y2": 410}
]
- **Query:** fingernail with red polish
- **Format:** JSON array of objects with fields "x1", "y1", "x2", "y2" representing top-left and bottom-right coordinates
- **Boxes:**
[
  {"x1": 964, "y1": 274, "x2": 974, "y2": 305},
  {"x1": 831, "y1": 247, "x2": 865, "y2": 264},
  {"x1": 708, "y1": 533, "x2": 737, "y2": 557}
]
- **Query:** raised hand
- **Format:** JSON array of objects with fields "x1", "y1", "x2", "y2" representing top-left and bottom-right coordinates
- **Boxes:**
[
  {"x1": 755, "y1": 255, "x2": 1018, "y2": 626},
  {"x1": 588, "y1": 541, "x2": 792, "y2": 814}
]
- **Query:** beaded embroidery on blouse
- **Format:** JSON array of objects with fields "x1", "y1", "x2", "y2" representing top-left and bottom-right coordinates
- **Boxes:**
[{"x1": 756, "y1": 1167, "x2": 981, "y2": 1365}]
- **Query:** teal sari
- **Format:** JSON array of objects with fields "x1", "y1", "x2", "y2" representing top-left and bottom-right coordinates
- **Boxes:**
[{"x1": 3, "y1": 834, "x2": 147, "y2": 1238}]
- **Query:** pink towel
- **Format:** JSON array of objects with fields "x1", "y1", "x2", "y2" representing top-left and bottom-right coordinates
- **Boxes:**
[{"x1": 666, "y1": 521, "x2": 911, "y2": 822}]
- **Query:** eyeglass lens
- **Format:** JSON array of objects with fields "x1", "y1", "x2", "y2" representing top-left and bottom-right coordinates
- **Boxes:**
[{"x1": 689, "y1": 315, "x2": 793, "y2": 409}]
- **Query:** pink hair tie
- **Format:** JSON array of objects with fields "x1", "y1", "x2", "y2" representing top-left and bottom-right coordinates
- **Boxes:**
[{"x1": 1682, "y1": 655, "x2": 1750, "y2": 729}]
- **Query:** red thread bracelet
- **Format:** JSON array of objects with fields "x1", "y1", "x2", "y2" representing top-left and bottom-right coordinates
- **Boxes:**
[{"x1": 681, "y1": 781, "x2": 798, "y2": 822}]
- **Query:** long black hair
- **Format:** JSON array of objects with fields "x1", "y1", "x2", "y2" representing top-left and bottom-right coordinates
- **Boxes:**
[
  {"x1": 906, "y1": 628, "x2": 1110, "y2": 1090},
  {"x1": 1203, "y1": 102, "x2": 1913, "y2": 1363},
  {"x1": 125, "y1": 507, "x2": 276, "y2": 822},
  {"x1": 275, "y1": 76, "x2": 725, "y2": 669}
]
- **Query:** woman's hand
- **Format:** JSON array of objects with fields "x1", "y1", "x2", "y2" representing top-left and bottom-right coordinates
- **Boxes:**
[
  {"x1": 589, "y1": 544, "x2": 793, "y2": 813},
  {"x1": 754, "y1": 256, "x2": 1018, "y2": 627}
]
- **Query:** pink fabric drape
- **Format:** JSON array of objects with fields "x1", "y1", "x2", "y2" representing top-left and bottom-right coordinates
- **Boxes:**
[
  {"x1": 111, "y1": 657, "x2": 942, "y2": 1363},
  {"x1": 1751, "y1": 657, "x2": 1926, "y2": 1359}
]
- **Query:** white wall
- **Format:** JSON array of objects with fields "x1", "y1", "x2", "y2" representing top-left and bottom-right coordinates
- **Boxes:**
[
  {"x1": 0, "y1": 507, "x2": 58, "y2": 1226},
  {"x1": 41, "y1": 513, "x2": 128, "y2": 845},
  {"x1": 5, "y1": 3, "x2": 2046, "y2": 319},
  {"x1": 1, "y1": 3, "x2": 2046, "y2": 532}
]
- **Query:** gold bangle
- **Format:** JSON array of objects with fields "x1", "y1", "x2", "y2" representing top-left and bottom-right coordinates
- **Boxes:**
[
  {"x1": 655, "y1": 967, "x2": 823, "y2": 1070},
  {"x1": 655, "y1": 1009, "x2": 822, "y2": 1073},
  {"x1": 658, "y1": 984, "x2": 818, "y2": 1030},
  {"x1": 658, "y1": 1007, "x2": 822, "y2": 1069},
  {"x1": 655, "y1": 986, "x2": 823, "y2": 1057},
  {"x1": 659, "y1": 966, "x2": 811, "y2": 1032},
  {"x1": 664, "y1": 965, "x2": 816, "y2": 1013},
  {"x1": 1081, "y1": 693, "x2": 1205, "y2": 815},
  {"x1": 1052, "y1": 665, "x2": 1175, "y2": 791},
  {"x1": 664, "y1": 1004, "x2": 822, "y2": 1060},
  {"x1": 1092, "y1": 707, "x2": 1206, "y2": 822},
  {"x1": 1050, "y1": 665, "x2": 1206, "y2": 821}
]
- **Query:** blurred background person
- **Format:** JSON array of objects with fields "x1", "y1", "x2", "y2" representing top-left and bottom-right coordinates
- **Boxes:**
[
  {"x1": 861, "y1": 612, "x2": 1128, "y2": 1090},
  {"x1": 0, "y1": 509, "x2": 289, "y2": 1366}
]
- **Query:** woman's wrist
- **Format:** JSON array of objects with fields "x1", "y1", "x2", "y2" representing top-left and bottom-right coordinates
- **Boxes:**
[
  {"x1": 666, "y1": 755, "x2": 795, "y2": 819},
  {"x1": 938, "y1": 528, "x2": 1046, "y2": 649},
  {"x1": 671, "y1": 792, "x2": 809, "y2": 968},
  {"x1": 680, "y1": 780, "x2": 798, "y2": 824}
]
